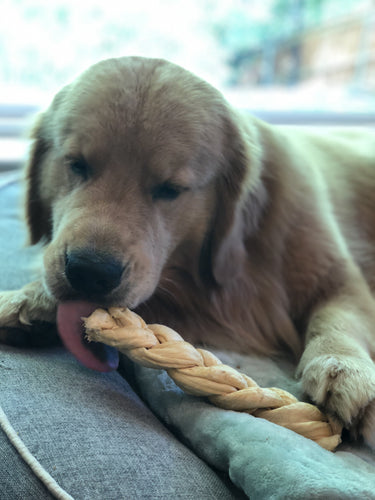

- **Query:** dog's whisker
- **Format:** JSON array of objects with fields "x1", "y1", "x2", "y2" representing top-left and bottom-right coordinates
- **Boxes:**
[{"x1": 156, "y1": 285, "x2": 178, "y2": 303}]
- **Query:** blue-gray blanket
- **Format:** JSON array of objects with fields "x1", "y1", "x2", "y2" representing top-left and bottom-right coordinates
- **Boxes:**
[{"x1": 131, "y1": 349, "x2": 375, "y2": 499}]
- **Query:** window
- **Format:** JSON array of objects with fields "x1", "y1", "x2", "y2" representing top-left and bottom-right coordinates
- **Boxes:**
[{"x1": 1, "y1": 0, "x2": 374, "y2": 172}]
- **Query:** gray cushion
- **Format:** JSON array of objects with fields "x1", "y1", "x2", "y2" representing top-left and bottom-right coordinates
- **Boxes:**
[{"x1": 0, "y1": 179, "x2": 243, "y2": 499}]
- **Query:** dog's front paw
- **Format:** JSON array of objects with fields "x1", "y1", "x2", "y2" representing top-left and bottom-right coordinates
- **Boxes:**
[
  {"x1": 299, "y1": 354, "x2": 375, "y2": 445},
  {"x1": 0, "y1": 289, "x2": 34, "y2": 328},
  {"x1": 0, "y1": 282, "x2": 57, "y2": 347}
]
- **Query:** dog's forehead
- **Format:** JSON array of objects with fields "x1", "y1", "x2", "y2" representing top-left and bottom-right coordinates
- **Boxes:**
[{"x1": 58, "y1": 58, "x2": 224, "y2": 143}]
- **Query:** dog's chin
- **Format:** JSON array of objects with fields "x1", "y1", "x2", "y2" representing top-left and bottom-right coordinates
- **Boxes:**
[{"x1": 43, "y1": 257, "x2": 161, "y2": 371}]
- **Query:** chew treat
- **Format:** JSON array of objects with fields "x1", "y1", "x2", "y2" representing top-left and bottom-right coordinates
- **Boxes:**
[{"x1": 84, "y1": 307, "x2": 342, "y2": 451}]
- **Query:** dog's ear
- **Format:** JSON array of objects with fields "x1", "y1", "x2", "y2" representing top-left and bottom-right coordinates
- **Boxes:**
[
  {"x1": 24, "y1": 113, "x2": 53, "y2": 244},
  {"x1": 200, "y1": 112, "x2": 265, "y2": 287}
]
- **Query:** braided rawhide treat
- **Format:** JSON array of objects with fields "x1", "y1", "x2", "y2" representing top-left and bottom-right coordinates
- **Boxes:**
[{"x1": 84, "y1": 307, "x2": 342, "y2": 451}]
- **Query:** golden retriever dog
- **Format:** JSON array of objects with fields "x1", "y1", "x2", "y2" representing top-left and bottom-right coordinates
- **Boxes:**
[{"x1": 1, "y1": 56, "x2": 375, "y2": 446}]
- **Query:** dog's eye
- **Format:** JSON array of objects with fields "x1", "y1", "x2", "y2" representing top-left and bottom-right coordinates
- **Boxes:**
[
  {"x1": 152, "y1": 182, "x2": 186, "y2": 201},
  {"x1": 66, "y1": 157, "x2": 90, "y2": 180}
]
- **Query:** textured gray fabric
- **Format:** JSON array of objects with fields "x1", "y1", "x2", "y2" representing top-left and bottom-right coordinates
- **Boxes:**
[
  {"x1": 0, "y1": 428, "x2": 56, "y2": 500},
  {"x1": 0, "y1": 179, "x2": 244, "y2": 499},
  {"x1": 1, "y1": 345, "x2": 242, "y2": 499}
]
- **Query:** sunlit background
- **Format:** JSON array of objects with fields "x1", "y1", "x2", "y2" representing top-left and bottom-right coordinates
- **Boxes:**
[{"x1": 1, "y1": 0, "x2": 374, "y2": 172}]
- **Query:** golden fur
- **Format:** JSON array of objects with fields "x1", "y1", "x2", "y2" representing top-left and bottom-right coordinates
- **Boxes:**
[{"x1": 1, "y1": 56, "x2": 375, "y2": 445}]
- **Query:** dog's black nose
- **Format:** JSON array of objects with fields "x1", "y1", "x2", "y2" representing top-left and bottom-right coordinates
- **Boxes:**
[{"x1": 65, "y1": 250, "x2": 124, "y2": 297}]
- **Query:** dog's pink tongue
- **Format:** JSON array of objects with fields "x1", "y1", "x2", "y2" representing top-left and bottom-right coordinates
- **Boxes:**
[{"x1": 57, "y1": 301, "x2": 119, "y2": 372}]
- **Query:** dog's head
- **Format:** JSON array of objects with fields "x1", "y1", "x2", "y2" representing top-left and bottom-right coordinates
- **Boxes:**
[{"x1": 26, "y1": 56, "x2": 261, "y2": 310}]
